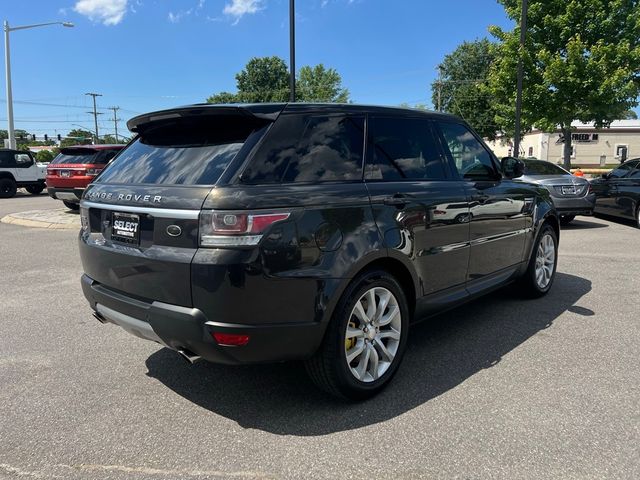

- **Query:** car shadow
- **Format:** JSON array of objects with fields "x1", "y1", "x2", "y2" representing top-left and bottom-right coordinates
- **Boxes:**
[
  {"x1": 145, "y1": 272, "x2": 591, "y2": 436},
  {"x1": 593, "y1": 213, "x2": 637, "y2": 229},
  {"x1": 562, "y1": 219, "x2": 608, "y2": 230}
]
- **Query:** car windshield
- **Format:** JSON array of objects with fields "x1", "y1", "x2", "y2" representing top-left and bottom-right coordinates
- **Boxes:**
[{"x1": 524, "y1": 160, "x2": 569, "y2": 175}]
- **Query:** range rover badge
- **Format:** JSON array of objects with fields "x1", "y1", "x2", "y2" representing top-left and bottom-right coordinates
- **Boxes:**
[{"x1": 166, "y1": 225, "x2": 182, "y2": 237}]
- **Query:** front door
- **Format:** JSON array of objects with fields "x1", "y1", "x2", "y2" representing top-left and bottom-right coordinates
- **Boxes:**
[
  {"x1": 435, "y1": 121, "x2": 527, "y2": 280},
  {"x1": 365, "y1": 115, "x2": 469, "y2": 295}
]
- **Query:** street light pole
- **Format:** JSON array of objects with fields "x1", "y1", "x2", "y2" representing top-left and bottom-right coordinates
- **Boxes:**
[
  {"x1": 4, "y1": 21, "x2": 15, "y2": 149},
  {"x1": 3, "y1": 20, "x2": 74, "y2": 149},
  {"x1": 289, "y1": 0, "x2": 295, "y2": 102},
  {"x1": 513, "y1": 0, "x2": 528, "y2": 158}
]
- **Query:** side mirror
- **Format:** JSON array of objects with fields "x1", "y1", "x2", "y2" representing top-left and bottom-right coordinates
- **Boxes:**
[{"x1": 501, "y1": 157, "x2": 525, "y2": 179}]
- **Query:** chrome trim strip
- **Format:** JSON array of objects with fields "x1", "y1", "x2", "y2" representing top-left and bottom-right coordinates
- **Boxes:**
[
  {"x1": 471, "y1": 228, "x2": 531, "y2": 246},
  {"x1": 81, "y1": 201, "x2": 200, "y2": 219},
  {"x1": 419, "y1": 228, "x2": 532, "y2": 256}
]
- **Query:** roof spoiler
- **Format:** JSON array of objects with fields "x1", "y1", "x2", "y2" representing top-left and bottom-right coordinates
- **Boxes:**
[{"x1": 127, "y1": 103, "x2": 286, "y2": 133}]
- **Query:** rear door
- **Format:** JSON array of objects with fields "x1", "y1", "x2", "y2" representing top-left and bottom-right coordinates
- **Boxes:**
[
  {"x1": 79, "y1": 113, "x2": 272, "y2": 307},
  {"x1": 365, "y1": 115, "x2": 469, "y2": 295}
]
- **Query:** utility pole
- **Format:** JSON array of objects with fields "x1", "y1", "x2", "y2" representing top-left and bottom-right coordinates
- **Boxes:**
[
  {"x1": 436, "y1": 65, "x2": 444, "y2": 112},
  {"x1": 289, "y1": 0, "x2": 296, "y2": 102},
  {"x1": 85, "y1": 92, "x2": 102, "y2": 144},
  {"x1": 109, "y1": 106, "x2": 120, "y2": 143},
  {"x1": 513, "y1": 0, "x2": 528, "y2": 158}
]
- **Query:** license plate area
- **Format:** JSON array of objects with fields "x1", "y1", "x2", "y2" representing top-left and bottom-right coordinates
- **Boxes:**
[
  {"x1": 59, "y1": 170, "x2": 71, "y2": 178},
  {"x1": 561, "y1": 186, "x2": 577, "y2": 195},
  {"x1": 111, "y1": 212, "x2": 140, "y2": 245}
]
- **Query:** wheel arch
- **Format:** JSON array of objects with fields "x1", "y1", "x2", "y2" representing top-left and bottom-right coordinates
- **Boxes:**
[{"x1": 0, "y1": 172, "x2": 16, "y2": 182}]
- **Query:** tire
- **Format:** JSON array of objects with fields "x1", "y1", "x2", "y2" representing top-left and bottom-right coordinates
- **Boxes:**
[
  {"x1": 517, "y1": 223, "x2": 558, "y2": 298},
  {"x1": 63, "y1": 200, "x2": 80, "y2": 211},
  {"x1": 25, "y1": 185, "x2": 44, "y2": 195},
  {"x1": 0, "y1": 178, "x2": 17, "y2": 198},
  {"x1": 636, "y1": 205, "x2": 640, "y2": 229},
  {"x1": 305, "y1": 270, "x2": 410, "y2": 400},
  {"x1": 559, "y1": 215, "x2": 575, "y2": 226}
]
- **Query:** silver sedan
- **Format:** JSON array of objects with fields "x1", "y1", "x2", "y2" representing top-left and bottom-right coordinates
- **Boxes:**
[{"x1": 516, "y1": 159, "x2": 595, "y2": 226}]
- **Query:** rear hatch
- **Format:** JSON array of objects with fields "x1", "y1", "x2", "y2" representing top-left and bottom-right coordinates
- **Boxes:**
[
  {"x1": 47, "y1": 147, "x2": 121, "y2": 187},
  {"x1": 527, "y1": 175, "x2": 590, "y2": 198},
  {"x1": 79, "y1": 105, "x2": 281, "y2": 307}
]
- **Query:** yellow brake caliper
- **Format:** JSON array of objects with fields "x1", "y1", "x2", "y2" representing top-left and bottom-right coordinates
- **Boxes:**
[{"x1": 345, "y1": 321, "x2": 357, "y2": 351}]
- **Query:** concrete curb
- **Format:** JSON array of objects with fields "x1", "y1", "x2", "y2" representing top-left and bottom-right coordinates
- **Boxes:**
[{"x1": 1, "y1": 209, "x2": 81, "y2": 230}]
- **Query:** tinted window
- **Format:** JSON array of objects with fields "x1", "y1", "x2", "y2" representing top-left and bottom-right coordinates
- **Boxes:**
[
  {"x1": 52, "y1": 148, "x2": 120, "y2": 165},
  {"x1": 242, "y1": 114, "x2": 364, "y2": 184},
  {"x1": 609, "y1": 160, "x2": 640, "y2": 178},
  {"x1": 524, "y1": 160, "x2": 569, "y2": 175},
  {"x1": 97, "y1": 116, "x2": 267, "y2": 185},
  {"x1": 437, "y1": 122, "x2": 497, "y2": 180},
  {"x1": 365, "y1": 116, "x2": 446, "y2": 181}
]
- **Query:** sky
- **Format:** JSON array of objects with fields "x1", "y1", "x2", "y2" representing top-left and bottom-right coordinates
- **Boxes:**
[{"x1": 1, "y1": 0, "x2": 513, "y2": 139}]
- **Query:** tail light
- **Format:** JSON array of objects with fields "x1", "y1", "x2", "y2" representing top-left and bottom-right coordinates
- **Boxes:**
[
  {"x1": 199, "y1": 211, "x2": 290, "y2": 247},
  {"x1": 86, "y1": 168, "x2": 101, "y2": 176},
  {"x1": 80, "y1": 206, "x2": 89, "y2": 232}
]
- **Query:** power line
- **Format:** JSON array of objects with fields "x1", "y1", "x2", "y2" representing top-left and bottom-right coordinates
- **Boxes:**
[{"x1": 85, "y1": 92, "x2": 102, "y2": 144}]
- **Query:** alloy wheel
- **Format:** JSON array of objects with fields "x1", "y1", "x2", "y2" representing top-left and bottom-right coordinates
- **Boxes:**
[
  {"x1": 344, "y1": 287, "x2": 402, "y2": 383},
  {"x1": 535, "y1": 233, "x2": 556, "y2": 289}
]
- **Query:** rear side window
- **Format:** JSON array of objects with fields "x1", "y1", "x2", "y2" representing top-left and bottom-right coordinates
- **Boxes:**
[
  {"x1": 241, "y1": 114, "x2": 365, "y2": 184},
  {"x1": 96, "y1": 116, "x2": 267, "y2": 185},
  {"x1": 437, "y1": 121, "x2": 497, "y2": 181},
  {"x1": 365, "y1": 116, "x2": 447, "y2": 181}
]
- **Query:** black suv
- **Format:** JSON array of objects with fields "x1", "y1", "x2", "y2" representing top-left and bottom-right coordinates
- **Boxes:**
[{"x1": 79, "y1": 104, "x2": 559, "y2": 399}]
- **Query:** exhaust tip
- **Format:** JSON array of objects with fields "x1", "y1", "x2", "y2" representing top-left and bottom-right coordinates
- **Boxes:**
[
  {"x1": 177, "y1": 349, "x2": 201, "y2": 365},
  {"x1": 93, "y1": 311, "x2": 108, "y2": 324}
]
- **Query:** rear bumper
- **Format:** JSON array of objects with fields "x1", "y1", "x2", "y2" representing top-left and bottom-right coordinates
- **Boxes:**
[
  {"x1": 552, "y1": 193, "x2": 596, "y2": 216},
  {"x1": 81, "y1": 274, "x2": 327, "y2": 365},
  {"x1": 47, "y1": 187, "x2": 84, "y2": 202}
]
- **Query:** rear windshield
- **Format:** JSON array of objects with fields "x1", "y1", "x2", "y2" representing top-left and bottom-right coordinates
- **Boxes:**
[
  {"x1": 524, "y1": 160, "x2": 569, "y2": 175},
  {"x1": 96, "y1": 116, "x2": 267, "y2": 185},
  {"x1": 52, "y1": 149, "x2": 118, "y2": 165}
]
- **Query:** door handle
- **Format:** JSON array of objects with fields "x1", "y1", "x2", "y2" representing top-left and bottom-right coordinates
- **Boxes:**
[{"x1": 383, "y1": 194, "x2": 409, "y2": 206}]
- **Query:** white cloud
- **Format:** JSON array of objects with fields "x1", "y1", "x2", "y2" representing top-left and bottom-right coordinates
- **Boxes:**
[
  {"x1": 223, "y1": 0, "x2": 263, "y2": 24},
  {"x1": 73, "y1": 0, "x2": 129, "y2": 25},
  {"x1": 168, "y1": 0, "x2": 206, "y2": 23}
]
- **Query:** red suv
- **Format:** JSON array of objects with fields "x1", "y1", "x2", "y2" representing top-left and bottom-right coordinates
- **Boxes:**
[{"x1": 46, "y1": 144, "x2": 124, "y2": 210}]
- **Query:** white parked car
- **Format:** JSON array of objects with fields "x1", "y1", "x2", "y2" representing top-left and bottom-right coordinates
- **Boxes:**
[{"x1": 0, "y1": 149, "x2": 47, "y2": 198}]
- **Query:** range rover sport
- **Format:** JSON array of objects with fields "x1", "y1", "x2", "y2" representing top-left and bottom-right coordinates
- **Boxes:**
[{"x1": 79, "y1": 103, "x2": 559, "y2": 400}]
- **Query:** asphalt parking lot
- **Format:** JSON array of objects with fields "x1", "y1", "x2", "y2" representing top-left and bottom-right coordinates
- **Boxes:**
[{"x1": 1, "y1": 194, "x2": 638, "y2": 480}]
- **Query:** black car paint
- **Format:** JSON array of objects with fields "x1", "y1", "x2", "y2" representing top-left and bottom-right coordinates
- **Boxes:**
[
  {"x1": 591, "y1": 159, "x2": 640, "y2": 221},
  {"x1": 79, "y1": 103, "x2": 559, "y2": 365}
]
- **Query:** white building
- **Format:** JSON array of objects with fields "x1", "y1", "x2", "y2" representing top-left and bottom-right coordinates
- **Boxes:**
[{"x1": 486, "y1": 120, "x2": 640, "y2": 166}]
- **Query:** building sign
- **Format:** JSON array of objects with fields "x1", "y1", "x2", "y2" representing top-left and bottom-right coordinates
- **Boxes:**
[{"x1": 572, "y1": 133, "x2": 599, "y2": 142}]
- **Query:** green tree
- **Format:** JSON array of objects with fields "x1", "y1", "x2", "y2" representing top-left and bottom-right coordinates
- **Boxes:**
[
  {"x1": 206, "y1": 56, "x2": 350, "y2": 104},
  {"x1": 432, "y1": 39, "x2": 500, "y2": 139},
  {"x1": 36, "y1": 150, "x2": 54, "y2": 162},
  {"x1": 61, "y1": 129, "x2": 93, "y2": 147},
  {"x1": 297, "y1": 64, "x2": 349, "y2": 103},
  {"x1": 488, "y1": 0, "x2": 640, "y2": 167},
  {"x1": 622, "y1": 109, "x2": 638, "y2": 119}
]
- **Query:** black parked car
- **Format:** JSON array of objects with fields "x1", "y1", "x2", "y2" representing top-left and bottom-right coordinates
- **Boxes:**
[
  {"x1": 79, "y1": 104, "x2": 560, "y2": 399},
  {"x1": 591, "y1": 158, "x2": 640, "y2": 228},
  {"x1": 516, "y1": 159, "x2": 595, "y2": 226}
]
